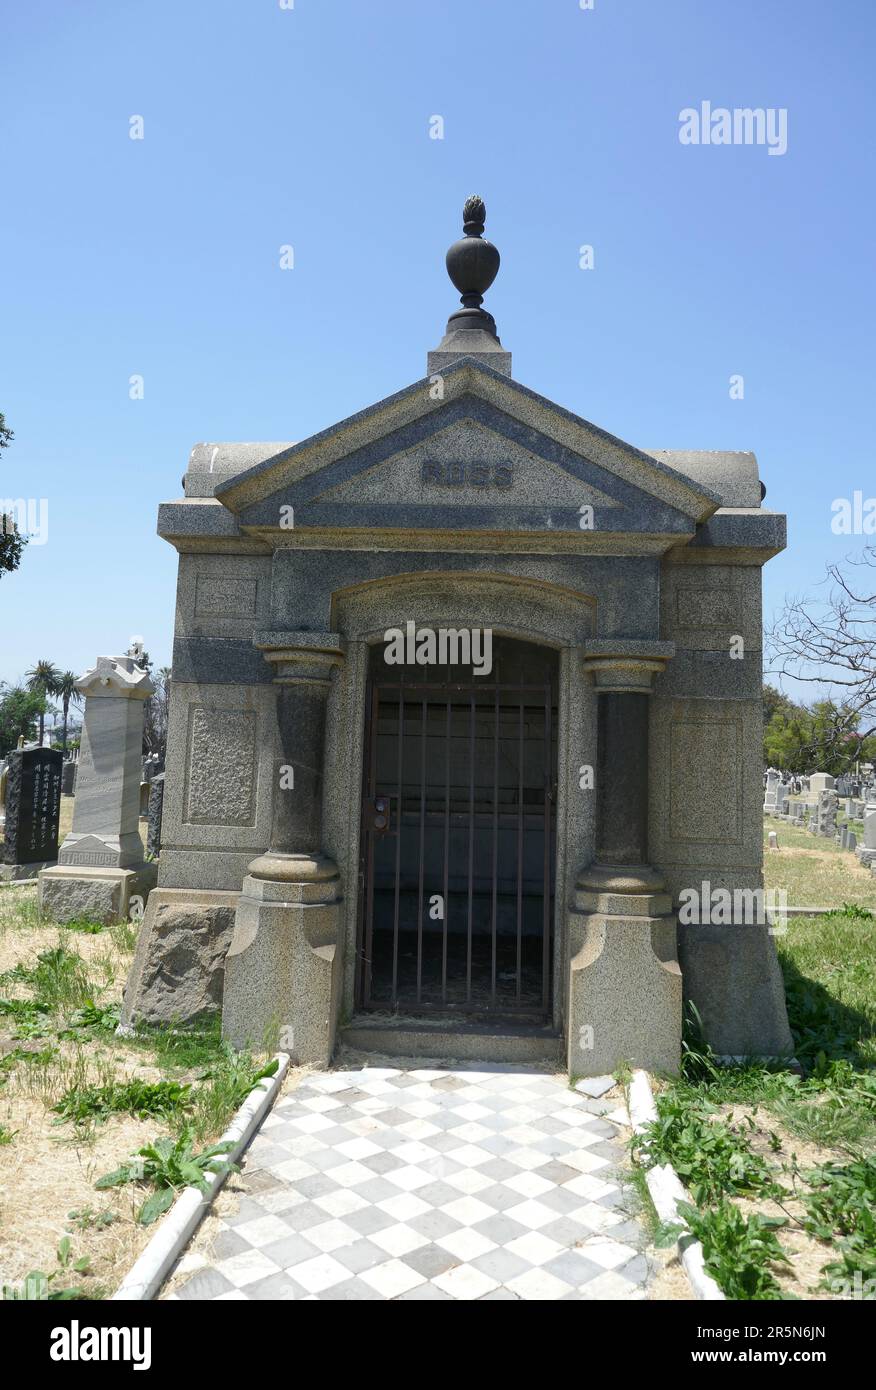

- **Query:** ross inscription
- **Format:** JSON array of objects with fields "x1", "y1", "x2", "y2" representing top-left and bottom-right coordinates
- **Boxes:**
[{"x1": 421, "y1": 460, "x2": 513, "y2": 488}]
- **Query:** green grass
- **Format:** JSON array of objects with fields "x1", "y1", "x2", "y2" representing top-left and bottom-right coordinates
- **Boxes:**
[
  {"x1": 53, "y1": 1078, "x2": 192, "y2": 1126},
  {"x1": 763, "y1": 816, "x2": 876, "y2": 910},
  {"x1": 634, "y1": 907, "x2": 876, "y2": 1299}
]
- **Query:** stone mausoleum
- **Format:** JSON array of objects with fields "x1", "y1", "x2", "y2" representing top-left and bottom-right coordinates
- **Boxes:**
[{"x1": 124, "y1": 197, "x2": 793, "y2": 1073}]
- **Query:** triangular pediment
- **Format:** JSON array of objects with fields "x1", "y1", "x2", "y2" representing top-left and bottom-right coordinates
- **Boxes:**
[{"x1": 215, "y1": 359, "x2": 720, "y2": 550}]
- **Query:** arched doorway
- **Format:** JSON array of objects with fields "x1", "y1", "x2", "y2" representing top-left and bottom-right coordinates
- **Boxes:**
[{"x1": 356, "y1": 635, "x2": 559, "y2": 1020}]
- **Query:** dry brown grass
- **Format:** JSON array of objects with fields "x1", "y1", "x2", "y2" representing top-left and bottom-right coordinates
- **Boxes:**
[{"x1": 0, "y1": 885, "x2": 267, "y2": 1299}]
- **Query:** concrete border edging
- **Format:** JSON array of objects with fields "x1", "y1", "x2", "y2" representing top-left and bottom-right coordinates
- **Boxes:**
[
  {"x1": 627, "y1": 1069, "x2": 725, "y2": 1302},
  {"x1": 112, "y1": 1052, "x2": 290, "y2": 1301}
]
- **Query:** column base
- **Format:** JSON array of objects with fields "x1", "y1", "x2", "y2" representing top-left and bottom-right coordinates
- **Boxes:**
[
  {"x1": 567, "y1": 885, "x2": 682, "y2": 1078},
  {"x1": 222, "y1": 860, "x2": 343, "y2": 1066}
]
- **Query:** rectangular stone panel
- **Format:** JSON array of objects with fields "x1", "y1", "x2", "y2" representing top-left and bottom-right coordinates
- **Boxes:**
[
  {"x1": 183, "y1": 706, "x2": 257, "y2": 827},
  {"x1": 675, "y1": 587, "x2": 736, "y2": 629},
  {"x1": 195, "y1": 575, "x2": 258, "y2": 618},
  {"x1": 668, "y1": 716, "x2": 742, "y2": 844}
]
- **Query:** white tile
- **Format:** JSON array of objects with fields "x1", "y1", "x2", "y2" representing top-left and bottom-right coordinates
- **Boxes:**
[
  {"x1": 442, "y1": 1168, "x2": 494, "y2": 1195},
  {"x1": 384, "y1": 1165, "x2": 433, "y2": 1192},
  {"x1": 304, "y1": 1219, "x2": 360, "y2": 1253},
  {"x1": 562, "y1": 1174, "x2": 617, "y2": 1201},
  {"x1": 254, "y1": 1188, "x2": 308, "y2": 1214},
  {"x1": 313, "y1": 1188, "x2": 371, "y2": 1218},
  {"x1": 329, "y1": 1160, "x2": 377, "y2": 1188},
  {"x1": 273, "y1": 1157, "x2": 320, "y2": 1184},
  {"x1": 217, "y1": 1249, "x2": 282, "y2": 1289},
  {"x1": 505, "y1": 1148, "x2": 551, "y2": 1172},
  {"x1": 360, "y1": 1260, "x2": 427, "y2": 1298},
  {"x1": 300, "y1": 1095, "x2": 343, "y2": 1113},
  {"x1": 504, "y1": 1232, "x2": 565, "y2": 1266},
  {"x1": 369, "y1": 1223, "x2": 429, "y2": 1258},
  {"x1": 577, "y1": 1236, "x2": 638, "y2": 1270},
  {"x1": 234, "y1": 1214, "x2": 298, "y2": 1247},
  {"x1": 445, "y1": 1144, "x2": 493, "y2": 1168},
  {"x1": 435, "y1": 1228, "x2": 497, "y2": 1262},
  {"x1": 503, "y1": 1171, "x2": 554, "y2": 1199},
  {"x1": 562, "y1": 1149, "x2": 610, "y2": 1175},
  {"x1": 335, "y1": 1136, "x2": 384, "y2": 1160},
  {"x1": 432, "y1": 1264, "x2": 499, "y2": 1300},
  {"x1": 439, "y1": 1195, "x2": 495, "y2": 1227},
  {"x1": 448, "y1": 1121, "x2": 493, "y2": 1143},
  {"x1": 288, "y1": 1112, "x2": 336, "y2": 1134},
  {"x1": 506, "y1": 1267, "x2": 573, "y2": 1301},
  {"x1": 287, "y1": 1254, "x2": 351, "y2": 1294},
  {"x1": 454, "y1": 1102, "x2": 493, "y2": 1121},
  {"x1": 503, "y1": 1199, "x2": 557, "y2": 1231},
  {"x1": 395, "y1": 1119, "x2": 442, "y2": 1140},
  {"x1": 393, "y1": 1139, "x2": 442, "y2": 1165},
  {"x1": 376, "y1": 1192, "x2": 431, "y2": 1221}
]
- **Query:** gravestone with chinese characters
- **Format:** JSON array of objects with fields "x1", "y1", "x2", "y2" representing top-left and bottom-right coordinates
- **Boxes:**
[{"x1": 0, "y1": 748, "x2": 63, "y2": 879}]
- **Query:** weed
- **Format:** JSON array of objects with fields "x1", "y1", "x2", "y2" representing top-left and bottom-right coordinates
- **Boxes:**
[
  {"x1": 96, "y1": 1132, "x2": 237, "y2": 1225},
  {"x1": 66, "y1": 1207, "x2": 117, "y2": 1232},
  {"x1": 666, "y1": 1200, "x2": 791, "y2": 1300},
  {"x1": 802, "y1": 1157, "x2": 876, "y2": 1290},
  {"x1": 54, "y1": 1078, "x2": 191, "y2": 1126},
  {"x1": 633, "y1": 1091, "x2": 781, "y2": 1206},
  {"x1": 1, "y1": 1237, "x2": 91, "y2": 1301}
]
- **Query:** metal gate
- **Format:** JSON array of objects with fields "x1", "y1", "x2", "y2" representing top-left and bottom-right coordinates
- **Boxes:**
[{"x1": 356, "y1": 660, "x2": 557, "y2": 1019}]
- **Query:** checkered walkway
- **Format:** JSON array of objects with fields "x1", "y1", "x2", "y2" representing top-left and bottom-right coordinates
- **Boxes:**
[{"x1": 167, "y1": 1065, "x2": 652, "y2": 1301}]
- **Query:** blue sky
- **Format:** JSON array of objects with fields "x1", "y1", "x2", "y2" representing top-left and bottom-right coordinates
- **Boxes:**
[{"x1": 1, "y1": 0, "x2": 873, "y2": 694}]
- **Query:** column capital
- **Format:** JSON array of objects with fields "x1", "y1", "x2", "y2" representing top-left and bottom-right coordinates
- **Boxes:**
[
  {"x1": 581, "y1": 639, "x2": 674, "y2": 694},
  {"x1": 253, "y1": 631, "x2": 346, "y2": 686}
]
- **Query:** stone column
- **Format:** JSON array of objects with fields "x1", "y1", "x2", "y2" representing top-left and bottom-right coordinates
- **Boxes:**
[
  {"x1": 222, "y1": 633, "x2": 346, "y2": 1064},
  {"x1": 38, "y1": 654, "x2": 157, "y2": 922},
  {"x1": 567, "y1": 640, "x2": 683, "y2": 1076}
]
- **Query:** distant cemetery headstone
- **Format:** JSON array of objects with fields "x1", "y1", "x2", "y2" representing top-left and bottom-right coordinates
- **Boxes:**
[
  {"x1": 147, "y1": 772, "x2": 165, "y2": 860},
  {"x1": 0, "y1": 748, "x2": 63, "y2": 879},
  {"x1": 61, "y1": 760, "x2": 77, "y2": 797},
  {"x1": 815, "y1": 789, "x2": 838, "y2": 838},
  {"x1": 809, "y1": 772, "x2": 836, "y2": 796},
  {"x1": 38, "y1": 651, "x2": 158, "y2": 923},
  {"x1": 857, "y1": 806, "x2": 876, "y2": 868}
]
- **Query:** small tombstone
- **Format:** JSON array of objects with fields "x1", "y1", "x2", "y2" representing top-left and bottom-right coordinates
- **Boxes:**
[
  {"x1": 38, "y1": 652, "x2": 158, "y2": 922},
  {"x1": 768, "y1": 830, "x2": 779, "y2": 851},
  {"x1": 0, "y1": 748, "x2": 63, "y2": 879},
  {"x1": 146, "y1": 773, "x2": 165, "y2": 860}
]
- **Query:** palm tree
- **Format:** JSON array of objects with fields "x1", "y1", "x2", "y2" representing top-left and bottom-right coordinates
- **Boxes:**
[
  {"x1": 56, "y1": 671, "x2": 82, "y2": 752},
  {"x1": 24, "y1": 660, "x2": 61, "y2": 745}
]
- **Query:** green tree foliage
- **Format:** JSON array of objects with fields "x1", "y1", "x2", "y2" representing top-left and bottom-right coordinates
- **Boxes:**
[
  {"x1": 24, "y1": 661, "x2": 61, "y2": 745},
  {"x1": 763, "y1": 691, "x2": 876, "y2": 774},
  {"x1": 0, "y1": 685, "x2": 46, "y2": 756},
  {"x1": 55, "y1": 671, "x2": 82, "y2": 752}
]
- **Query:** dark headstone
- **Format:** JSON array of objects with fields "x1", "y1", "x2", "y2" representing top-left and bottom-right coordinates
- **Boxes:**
[
  {"x1": 147, "y1": 773, "x2": 165, "y2": 860},
  {"x1": 61, "y1": 761, "x2": 77, "y2": 797},
  {"x1": 1, "y1": 748, "x2": 63, "y2": 867}
]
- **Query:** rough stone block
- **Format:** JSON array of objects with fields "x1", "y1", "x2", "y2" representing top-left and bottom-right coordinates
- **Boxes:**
[
  {"x1": 39, "y1": 863, "x2": 157, "y2": 926},
  {"x1": 120, "y1": 888, "x2": 239, "y2": 1028}
]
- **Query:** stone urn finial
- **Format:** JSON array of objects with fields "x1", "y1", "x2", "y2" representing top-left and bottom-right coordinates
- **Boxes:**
[{"x1": 446, "y1": 195, "x2": 500, "y2": 310}]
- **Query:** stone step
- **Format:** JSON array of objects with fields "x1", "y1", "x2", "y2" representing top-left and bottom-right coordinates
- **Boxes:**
[{"x1": 339, "y1": 1015, "x2": 563, "y2": 1066}]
